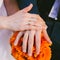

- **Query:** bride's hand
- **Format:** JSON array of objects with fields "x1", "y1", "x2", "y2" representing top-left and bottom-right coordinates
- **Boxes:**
[
  {"x1": 3, "y1": 4, "x2": 41, "y2": 31},
  {"x1": 22, "y1": 17, "x2": 52, "y2": 56},
  {"x1": 14, "y1": 14, "x2": 52, "y2": 56}
]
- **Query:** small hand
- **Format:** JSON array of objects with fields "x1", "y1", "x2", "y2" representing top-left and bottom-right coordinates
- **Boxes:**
[
  {"x1": 14, "y1": 18, "x2": 52, "y2": 57},
  {"x1": 13, "y1": 4, "x2": 52, "y2": 56},
  {"x1": 3, "y1": 4, "x2": 41, "y2": 31}
]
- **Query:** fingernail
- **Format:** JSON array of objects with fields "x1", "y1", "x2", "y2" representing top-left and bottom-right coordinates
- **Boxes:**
[
  {"x1": 50, "y1": 41, "x2": 52, "y2": 45},
  {"x1": 14, "y1": 42, "x2": 17, "y2": 46},
  {"x1": 36, "y1": 51, "x2": 40, "y2": 55},
  {"x1": 30, "y1": 3, "x2": 33, "y2": 6},
  {"x1": 49, "y1": 39, "x2": 52, "y2": 45},
  {"x1": 23, "y1": 50, "x2": 26, "y2": 53},
  {"x1": 28, "y1": 53, "x2": 32, "y2": 56}
]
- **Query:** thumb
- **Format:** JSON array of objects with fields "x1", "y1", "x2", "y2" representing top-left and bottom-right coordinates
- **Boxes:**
[{"x1": 21, "y1": 4, "x2": 33, "y2": 13}]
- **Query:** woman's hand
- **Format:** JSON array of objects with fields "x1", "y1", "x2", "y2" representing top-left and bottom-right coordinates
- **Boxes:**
[
  {"x1": 3, "y1": 4, "x2": 41, "y2": 31},
  {"x1": 14, "y1": 14, "x2": 52, "y2": 56},
  {"x1": 3, "y1": 3, "x2": 52, "y2": 56},
  {"x1": 27, "y1": 16, "x2": 52, "y2": 56}
]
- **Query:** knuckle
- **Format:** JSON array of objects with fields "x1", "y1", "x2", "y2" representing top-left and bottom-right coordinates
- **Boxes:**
[
  {"x1": 24, "y1": 13, "x2": 27, "y2": 17},
  {"x1": 37, "y1": 14, "x2": 40, "y2": 17},
  {"x1": 25, "y1": 13, "x2": 30, "y2": 17}
]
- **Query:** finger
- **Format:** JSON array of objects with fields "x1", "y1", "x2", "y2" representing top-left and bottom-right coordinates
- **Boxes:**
[
  {"x1": 28, "y1": 21, "x2": 42, "y2": 27},
  {"x1": 25, "y1": 14, "x2": 46, "y2": 26},
  {"x1": 14, "y1": 32, "x2": 24, "y2": 46},
  {"x1": 23, "y1": 13, "x2": 46, "y2": 26},
  {"x1": 28, "y1": 14, "x2": 45, "y2": 23},
  {"x1": 22, "y1": 31, "x2": 29, "y2": 53},
  {"x1": 35, "y1": 29, "x2": 42, "y2": 55},
  {"x1": 27, "y1": 18, "x2": 47, "y2": 29},
  {"x1": 19, "y1": 25, "x2": 41, "y2": 31},
  {"x1": 20, "y1": 19, "x2": 43, "y2": 28},
  {"x1": 28, "y1": 30, "x2": 35, "y2": 56},
  {"x1": 43, "y1": 30, "x2": 52, "y2": 44},
  {"x1": 42, "y1": 25, "x2": 48, "y2": 30},
  {"x1": 21, "y1": 4, "x2": 33, "y2": 13},
  {"x1": 25, "y1": 14, "x2": 39, "y2": 21}
]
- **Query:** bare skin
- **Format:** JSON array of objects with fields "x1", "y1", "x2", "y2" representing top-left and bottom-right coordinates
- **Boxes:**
[
  {"x1": 4, "y1": 0, "x2": 52, "y2": 56},
  {"x1": 0, "y1": 4, "x2": 40, "y2": 31}
]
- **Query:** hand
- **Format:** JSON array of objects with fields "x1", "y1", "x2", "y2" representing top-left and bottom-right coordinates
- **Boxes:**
[
  {"x1": 3, "y1": 4, "x2": 41, "y2": 31},
  {"x1": 14, "y1": 29, "x2": 52, "y2": 56},
  {"x1": 22, "y1": 17, "x2": 52, "y2": 56},
  {"x1": 14, "y1": 15, "x2": 52, "y2": 56},
  {"x1": 12, "y1": 4, "x2": 52, "y2": 56}
]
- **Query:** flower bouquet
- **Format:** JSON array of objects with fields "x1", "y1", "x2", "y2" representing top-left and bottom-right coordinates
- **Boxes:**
[{"x1": 10, "y1": 31, "x2": 52, "y2": 60}]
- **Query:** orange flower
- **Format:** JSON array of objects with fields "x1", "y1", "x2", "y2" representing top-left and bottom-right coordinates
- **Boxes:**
[{"x1": 10, "y1": 32, "x2": 52, "y2": 60}]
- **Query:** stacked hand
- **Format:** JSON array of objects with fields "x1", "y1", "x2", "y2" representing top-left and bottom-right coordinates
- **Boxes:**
[{"x1": 3, "y1": 4, "x2": 52, "y2": 56}]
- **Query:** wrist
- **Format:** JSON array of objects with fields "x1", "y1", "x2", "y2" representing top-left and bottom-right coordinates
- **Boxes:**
[{"x1": 0, "y1": 16, "x2": 9, "y2": 29}]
